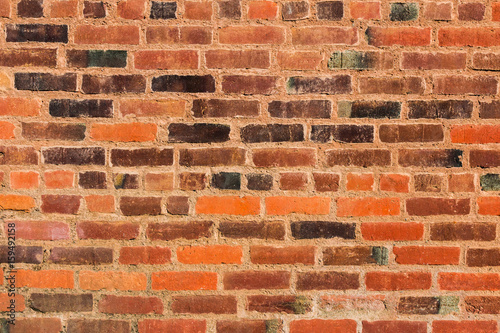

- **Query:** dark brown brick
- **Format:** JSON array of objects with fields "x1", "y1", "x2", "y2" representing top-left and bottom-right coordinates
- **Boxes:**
[
  {"x1": 113, "y1": 173, "x2": 139, "y2": 190},
  {"x1": 67, "y1": 319, "x2": 130, "y2": 333},
  {"x1": 246, "y1": 174, "x2": 273, "y2": 190},
  {"x1": 41, "y1": 194, "x2": 81, "y2": 214},
  {"x1": 313, "y1": 173, "x2": 340, "y2": 192},
  {"x1": 316, "y1": 1, "x2": 342, "y2": 20},
  {"x1": 218, "y1": 0, "x2": 240, "y2": 19},
  {"x1": 166, "y1": 196, "x2": 189, "y2": 215},
  {"x1": 152, "y1": 75, "x2": 215, "y2": 93},
  {"x1": 79, "y1": 171, "x2": 106, "y2": 189},
  {"x1": 0, "y1": 245, "x2": 42, "y2": 264},
  {"x1": 43, "y1": 147, "x2": 104, "y2": 166},
  {"x1": 0, "y1": 146, "x2": 38, "y2": 165},
  {"x1": 406, "y1": 198, "x2": 470, "y2": 216},
  {"x1": 120, "y1": 197, "x2": 162, "y2": 216},
  {"x1": 467, "y1": 248, "x2": 500, "y2": 267},
  {"x1": 22, "y1": 122, "x2": 86, "y2": 141},
  {"x1": 242, "y1": 124, "x2": 303, "y2": 143},
  {"x1": 77, "y1": 221, "x2": 139, "y2": 240},
  {"x1": 268, "y1": 100, "x2": 331, "y2": 118},
  {"x1": 6, "y1": 24, "x2": 68, "y2": 43},
  {"x1": 192, "y1": 99, "x2": 259, "y2": 118},
  {"x1": 83, "y1": 1, "x2": 105, "y2": 17},
  {"x1": 49, "y1": 247, "x2": 112, "y2": 265},
  {"x1": 179, "y1": 172, "x2": 206, "y2": 190},
  {"x1": 17, "y1": 0, "x2": 43, "y2": 17},
  {"x1": 15, "y1": 73, "x2": 76, "y2": 91},
  {"x1": 458, "y1": 2, "x2": 484, "y2": 21},
  {"x1": 172, "y1": 296, "x2": 237, "y2": 314},
  {"x1": 219, "y1": 221, "x2": 285, "y2": 240},
  {"x1": 326, "y1": 149, "x2": 391, "y2": 167},
  {"x1": 414, "y1": 174, "x2": 442, "y2": 192},
  {"x1": 168, "y1": 123, "x2": 230, "y2": 143},
  {"x1": 465, "y1": 297, "x2": 500, "y2": 314},
  {"x1": 323, "y1": 246, "x2": 388, "y2": 265},
  {"x1": 30, "y1": 294, "x2": 93, "y2": 312},
  {"x1": 282, "y1": 1, "x2": 308, "y2": 20},
  {"x1": 291, "y1": 221, "x2": 355, "y2": 239},
  {"x1": 338, "y1": 101, "x2": 401, "y2": 118},
  {"x1": 222, "y1": 75, "x2": 278, "y2": 95},
  {"x1": 287, "y1": 76, "x2": 351, "y2": 94},
  {"x1": 279, "y1": 172, "x2": 307, "y2": 190},
  {"x1": 296, "y1": 272, "x2": 360, "y2": 290},
  {"x1": 0, "y1": 49, "x2": 56, "y2": 67},
  {"x1": 380, "y1": 124, "x2": 443, "y2": 143},
  {"x1": 430, "y1": 222, "x2": 496, "y2": 241},
  {"x1": 217, "y1": 320, "x2": 281, "y2": 333},
  {"x1": 147, "y1": 221, "x2": 213, "y2": 240},
  {"x1": 247, "y1": 295, "x2": 312, "y2": 314},
  {"x1": 111, "y1": 148, "x2": 173, "y2": 167},
  {"x1": 223, "y1": 271, "x2": 290, "y2": 290},
  {"x1": 82, "y1": 75, "x2": 145, "y2": 94},
  {"x1": 179, "y1": 148, "x2": 246, "y2": 166},
  {"x1": 67, "y1": 50, "x2": 127, "y2": 68},
  {"x1": 408, "y1": 100, "x2": 473, "y2": 119},
  {"x1": 150, "y1": 1, "x2": 177, "y2": 19},
  {"x1": 99, "y1": 295, "x2": 163, "y2": 314},
  {"x1": 399, "y1": 149, "x2": 462, "y2": 168},
  {"x1": 311, "y1": 125, "x2": 373, "y2": 143},
  {"x1": 480, "y1": 101, "x2": 500, "y2": 119},
  {"x1": 470, "y1": 150, "x2": 500, "y2": 168},
  {"x1": 49, "y1": 99, "x2": 113, "y2": 118},
  {"x1": 398, "y1": 297, "x2": 439, "y2": 315},
  {"x1": 212, "y1": 172, "x2": 240, "y2": 190}
]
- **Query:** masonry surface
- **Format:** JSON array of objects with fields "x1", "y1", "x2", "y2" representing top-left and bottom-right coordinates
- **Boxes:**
[{"x1": 0, "y1": 0, "x2": 500, "y2": 332}]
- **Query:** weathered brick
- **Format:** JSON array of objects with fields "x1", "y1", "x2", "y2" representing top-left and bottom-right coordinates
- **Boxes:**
[
  {"x1": 150, "y1": 1, "x2": 176, "y2": 19},
  {"x1": 171, "y1": 296, "x2": 237, "y2": 314},
  {"x1": 67, "y1": 319, "x2": 130, "y2": 333},
  {"x1": 49, "y1": 246, "x2": 113, "y2": 265},
  {"x1": 179, "y1": 172, "x2": 206, "y2": 190},
  {"x1": 8, "y1": 220, "x2": 69, "y2": 240},
  {"x1": 467, "y1": 248, "x2": 500, "y2": 267},
  {"x1": 291, "y1": 27, "x2": 358, "y2": 45},
  {"x1": 291, "y1": 221, "x2": 355, "y2": 239},
  {"x1": 402, "y1": 52, "x2": 466, "y2": 70},
  {"x1": 219, "y1": 221, "x2": 285, "y2": 240},
  {"x1": 224, "y1": 271, "x2": 290, "y2": 290},
  {"x1": 166, "y1": 196, "x2": 189, "y2": 215},
  {"x1": 43, "y1": 147, "x2": 105, "y2": 165},
  {"x1": 30, "y1": 294, "x2": 92, "y2": 312},
  {"x1": 287, "y1": 76, "x2": 351, "y2": 94},
  {"x1": 316, "y1": 1, "x2": 342, "y2": 20},
  {"x1": 358, "y1": 77, "x2": 424, "y2": 95},
  {"x1": 338, "y1": 101, "x2": 401, "y2": 118},
  {"x1": 329, "y1": 51, "x2": 393, "y2": 70},
  {"x1": 152, "y1": 75, "x2": 215, "y2": 92},
  {"x1": 6, "y1": 24, "x2": 68, "y2": 42},
  {"x1": 280, "y1": 172, "x2": 307, "y2": 190},
  {"x1": 251, "y1": 246, "x2": 315, "y2": 265},
  {"x1": 390, "y1": 2, "x2": 418, "y2": 21},
  {"x1": 99, "y1": 295, "x2": 163, "y2": 314},
  {"x1": 82, "y1": 75, "x2": 146, "y2": 93},
  {"x1": 470, "y1": 150, "x2": 500, "y2": 168},
  {"x1": 408, "y1": 100, "x2": 472, "y2": 119},
  {"x1": 75, "y1": 25, "x2": 139, "y2": 44},
  {"x1": 247, "y1": 295, "x2": 312, "y2": 314},
  {"x1": 0, "y1": 245, "x2": 42, "y2": 263},
  {"x1": 121, "y1": 99, "x2": 185, "y2": 117},
  {"x1": 22, "y1": 122, "x2": 85, "y2": 141},
  {"x1": 193, "y1": 99, "x2": 259, "y2": 118},
  {"x1": 323, "y1": 246, "x2": 388, "y2": 265},
  {"x1": 366, "y1": 272, "x2": 431, "y2": 291},
  {"x1": 67, "y1": 50, "x2": 127, "y2": 68},
  {"x1": 326, "y1": 149, "x2": 391, "y2": 167},
  {"x1": 205, "y1": 49, "x2": 269, "y2": 68},
  {"x1": 49, "y1": 99, "x2": 113, "y2": 118},
  {"x1": 138, "y1": 319, "x2": 205, "y2": 333},
  {"x1": 297, "y1": 272, "x2": 359, "y2": 290},
  {"x1": 253, "y1": 148, "x2": 315, "y2": 167},
  {"x1": 114, "y1": 173, "x2": 139, "y2": 189},
  {"x1": 15, "y1": 73, "x2": 76, "y2": 91},
  {"x1": 83, "y1": 1, "x2": 105, "y2": 17},
  {"x1": 282, "y1": 1, "x2": 308, "y2": 20},
  {"x1": 120, "y1": 197, "x2": 162, "y2": 216},
  {"x1": 145, "y1": 173, "x2": 174, "y2": 191},
  {"x1": 180, "y1": 148, "x2": 245, "y2": 166},
  {"x1": 465, "y1": 297, "x2": 500, "y2": 314},
  {"x1": 363, "y1": 321, "x2": 426, "y2": 333},
  {"x1": 218, "y1": 0, "x2": 240, "y2": 18},
  {"x1": 278, "y1": 51, "x2": 322, "y2": 70},
  {"x1": 77, "y1": 221, "x2": 139, "y2": 240},
  {"x1": 366, "y1": 27, "x2": 431, "y2": 46},
  {"x1": 111, "y1": 148, "x2": 173, "y2": 166},
  {"x1": 291, "y1": 319, "x2": 357, "y2": 333},
  {"x1": 379, "y1": 124, "x2": 443, "y2": 143},
  {"x1": 0, "y1": 49, "x2": 57, "y2": 67},
  {"x1": 168, "y1": 123, "x2": 230, "y2": 143},
  {"x1": 311, "y1": 125, "x2": 373, "y2": 143},
  {"x1": 242, "y1": 124, "x2": 303, "y2": 143},
  {"x1": 135, "y1": 50, "x2": 198, "y2": 70},
  {"x1": 458, "y1": 3, "x2": 484, "y2": 21},
  {"x1": 433, "y1": 75, "x2": 498, "y2": 95},
  {"x1": 313, "y1": 173, "x2": 340, "y2": 192},
  {"x1": 119, "y1": 246, "x2": 171, "y2": 265},
  {"x1": 269, "y1": 100, "x2": 331, "y2": 118},
  {"x1": 406, "y1": 198, "x2": 470, "y2": 216},
  {"x1": 222, "y1": 75, "x2": 277, "y2": 95},
  {"x1": 185, "y1": 1, "x2": 212, "y2": 20},
  {"x1": 17, "y1": 0, "x2": 43, "y2": 17},
  {"x1": 398, "y1": 149, "x2": 462, "y2": 168},
  {"x1": 41, "y1": 195, "x2": 80, "y2": 214},
  {"x1": 430, "y1": 222, "x2": 495, "y2": 241},
  {"x1": 212, "y1": 172, "x2": 240, "y2": 190},
  {"x1": 79, "y1": 271, "x2": 147, "y2": 291}
]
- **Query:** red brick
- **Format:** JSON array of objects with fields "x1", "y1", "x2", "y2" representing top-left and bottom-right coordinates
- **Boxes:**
[
  {"x1": 217, "y1": 320, "x2": 280, "y2": 333},
  {"x1": 17, "y1": 269, "x2": 74, "y2": 289},
  {"x1": 75, "y1": 25, "x2": 140, "y2": 44},
  {"x1": 402, "y1": 52, "x2": 466, "y2": 70},
  {"x1": 439, "y1": 273, "x2": 500, "y2": 290},
  {"x1": 451, "y1": 125, "x2": 500, "y2": 143},
  {"x1": 366, "y1": 272, "x2": 432, "y2": 291},
  {"x1": 494, "y1": 2, "x2": 500, "y2": 21},
  {"x1": 10, "y1": 171, "x2": 39, "y2": 189},
  {"x1": 434, "y1": 76, "x2": 497, "y2": 95},
  {"x1": 350, "y1": 2, "x2": 380, "y2": 19},
  {"x1": 171, "y1": 296, "x2": 237, "y2": 314},
  {"x1": 41, "y1": 195, "x2": 80, "y2": 214},
  {"x1": 361, "y1": 222, "x2": 424, "y2": 241},
  {"x1": 478, "y1": 197, "x2": 500, "y2": 215},
  {"x1": 135, "y1": 50, "x2": 198, "y2": 70},
  {"x1": 184, "y1": 1, "x2": 212, "y2": 20},
  {"x1": 120, "y1": 99, "x2": 185, "y2": 117},
  {"x1": 205, "y1": 49, "x2": 269, "y2": 69},
  {"x1": 424, "y1": 2, "x2": 451, "y2": 21},
  {"x1": 248, "y1": 1, "x2": 278, "y2": 19},
  {"x1": 458, "y1": 3, "x2": 485, "y2": 21},
  {"x1": 394, "y1": 246, "x2": 460, "y2": 265},
  {"x1": 266, "y1": 196, "x2": 330, "y2": 215},
  {"x1": 99, "y1": 295, "x2": 163, "y2": 314},
  {"x1": 138, "y1": 319, "x2": 206, "y2": 333},
  {"x1": 366, "y1": 27, "x2": 431, "y2": 46},
  {"x1": 280, "y1": 172, "x2": 308, "y2": 190},
  {"x1": 0, "y1": 121, "x2": 15, "y2": 139},
  {"x1": 223, "y1": 271, "x2": 290, "y2": 290},
  {"x1": 297, "y1": 271, "x2": 359, "y2": 290},
  {"x1": 152, "y1": 271, "x2": 217, "y2": 290},
  {"x1": 10, "y1": 318, "x2": 62, "y2": 333},
  {"x1": 439, "y1": 27, "x2": 500, "y2": 47},
  {"x1": 145, "y1": 172, "x2": 174, "y2": 191},
  {"x1": 278, "y1": 51, "x2": 323, "y2": 70},
  {"x1": 346, "y1": 173, "x2": 374, "y2": 191},
  {"x1": 147, "y1": 221, "x2": 213, "y2": 240},
  {"x1": 250, "y1": 246, "x2": 315, "y2": 264},
  {"x1": 291, "y1": 319, "x2": 357, "y2": 333},
  {"x1": 359, "y1": 77, "x2": 424, "y2": 95},
  {"x1": 292, "y1": 27, "x2": 358, "y2": 45},
  {"x1": 407, "y1": 198, "x2": 470, "y2": 216},
  {"x1": 79, "y1": 271, "x2": 147, "y2": 291},
  {"x1": 219, "y1": 26, "x2": 284, "y2": 44},
  {"x1": 313, "y1": 173, "x2": 340, "y2": 192},
  {"x1": 363, "y1": 321, "x2": 426, "y2": 333},
  {"x1": 177, "y1": 245, "x2": 242, "y2": 264},
  {"x1": 119, "y1": 246, "x2": 171, "y2": 265},
  {"x1": 380, "y1": 174, "x2": 409, "y2": 193},
  {"x1": 9, "y1": 220, "x2": 69, "y2": 240},
  {"x1": 337, "y1": 197, "x2": 399, "y2": 217},
  {"x1": 433, "y1": 321, "x2": 497, "y2": 333},
  {"x1": 77, "y1": 221, "x2": 138, "y2": 240},
  {"x1": 253, "y1": 148, "x2": 315, "y2": 167}
]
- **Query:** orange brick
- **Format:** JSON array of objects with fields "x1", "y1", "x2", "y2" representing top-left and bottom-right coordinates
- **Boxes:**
[
  {"x1": 50, "y1": 0, "x2": 77, "y2": 17},
  {"x1": 478, "y1": 197, "x2": 500, "y2": 215},
  {"x1": 346, "y1": 173, "x2": 374, "y2": 191},
  {"x1": 152, "y1": 271, "x2": 217, "y2": 290},
  {"x1": 0, "y1": 293, "x2": 25, "y2": 312},
  {"x1": 266, "y1": 196, "x2": 330, "y2": 215},
  {"x1": 117, "y1": 0, "x2": 146, "y2": 19},
  {"x1": 337, "y1": 197, "x2": 400, "y2": 216},
  {"x1": 366, "y1": 272, "x2": 432, "y2": 291},
  {"x1": 10, "y1": 171, "x2": 39, "y2": 189},
  {"x1": 44, "y1": 170, "x2": 74, "y2": 189},
  {"x1": 248, "y1": 1, "x2": 278, "y2": 19},
  {"x1": 184, "y1": 1, "x2": 212, "y2": 20},
  {"x1": 177, "y1": 245, "x2": 242, "y2": 264},
  {"x1": 135, "y1": 50, "x2": 199, "y2": 70},
  {"x1": 439, "y1": 273, "x2": 500, "y2": 291},
  {"x1": 433, "y1": 321, "x2": 497, "y2": 333},
  {"x1": 0, "y1": 98, "x2": 40, "y2": 116},
  {"x1": 361, "y1": 222, "x2": 424, "y2": 241},
  {"x1": 120, "y1": 99, "x2": 185, "y2": 117},
  {"x1": 494, "y1": 2, "x2": 500, "y2": 21},
  {"x1": 79, "y1": 271, "x2": 147, "y2": 291},
  {"x1": 90, "y1": 123, "x2": 157, "y2": 142},
  {"x1": 75, "y1": 25, "x2": 140, "y2": 44},
  {"x1": 291, "y1": 319, "x2": 357, "y2": 333},
  {"x1": 85, "y1": 195, "x2": 115, "y2": 213},
  {"x1": 16, "y1": 270, "x2": 74, "y2": 289},
  {"x1": 350, "y1": 1, "x2": 380, "y2": 19},
  {"x1": 278, "y1": 51, "x2": 323, "y2": 70},
  {"x1": 145, "y1": 173, "x2": 174, "y2": 191},
  {"x1": 380, "y1": 174, "x2": 409, "y2": 193},
  {"x1": 0, "y1": 121, "x2": 15, "y2": 139},
  {"x1": 0, "y1": 195, "x2": 35, "y2": 211},
  {"x1": 196, "y1": 196, "x2": 260, "y2": 215},
  {"x1": 394, "y1": 246, "x2": 460, "y2": 265},
  {"x1": 451, "y1": 125, "x2": 500, "y2": 143},
  {"x1": 0, "y1": 0, "x2": 10, "y2": 17}
]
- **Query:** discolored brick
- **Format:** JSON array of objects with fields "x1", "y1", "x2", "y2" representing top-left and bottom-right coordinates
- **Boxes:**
[
  {"x1": 329, "y1": 51, "x2": 393, "y2": 70},
  {"x1": 180, "y1": 148, "x2": 245, "y2": 166},
  {"x1": 168, "y1": 123, "x2": 230, "y2": 143},
  {"x1": 152, "y1": 75, "x2": 215, "y2": 93},
  {"x1": 219, "y1": 221, "x2": 285, "y2": 240},
  {"x1": 311, "y1": 125, "x2": 373, "y2": 143},
  {"x1": 326, "y1": 149, "x2": 391, "y2": 167},
  {"x1": 390, "y1": 3, "x2": 418, "y2": 21},
  {"x1": 166, "y1": 196, "x2": 189, "y2": 215},
  {"x1": 287, "y1": 76, "x2": 351, "y2": 94},
  {"x1": 408, "y1": 100, "x2": 473, "y2": 119},
  {"x1": 414, "y1": 174, "x2": 442, "y2": 192},
  {"x1": 6, "y1": 24, "x2": 68, "y2": 42},
  {"x1": 49, "y1": 247, "x2": 112, "y2": 265},
  {"x1": 399, "y1": 149, "x2": 462, "y2": 168},
  {"x1": 268, "y1": 100, "x2": 331, "y2": 118},
  {"x1": 379, "y1": 124, "x2": 443, "y2": 143},
  {"x1": 15, "y1": 73, "x2": 76, "y2": 91},
  {"x1": 323, "y1": 246, "x2": 388, "y2": 266},
  {"x1": 22, "y1": 122, "x2": 86, "y2": 141},
  {"x1": 0, "y1": 245, "x2": 42, "y2": 264},
  {"x1": 30, "y1": 293, "x2": 93, "y2": 312},
  {"x1": 120, "y1": 197, "x2": 162, "y2": 216},
  {"x1": 67, "y1": 50, "x2": 127, "y2": 68},
  {"x1": 111, "y1": 148, "x2": 173, "y2": 167},
  {"x1": 241, "y1": 124, "x2": 304, "y2": 143},
  {"x1": 147, "y1": 221, "x2": 213, "y2": 240},
  {"x1": 480, "y1": 174, "x2": 500, "y2": 191},
  {"x1": 296, "y1": 272, "x2": 359, "y2": 290},
  {"x1": 192, "y1": 99, "x2": 259, "y2": 118},
  {"x1": 43, "y1": 147, "x2": 105, "y2": 165},
  {"x1": 212, "y1": 172, "x2": 241, "y2": 190},
  {"x1": 113, "y1": 173, "x2": 139, "y2": 189},
  {"x1": 218, "y1": 0, "x2": 240, "y2": 19},
  {"x1": 246, "y1": 174, "x2": 273, "y2": 190},
  {"x1": 282, "y1": 1, "x2": 308, "y2": 20},
  {"x1": 338, "y1": 101, "x2": 400, "y2": 119},
  {"x1": 79, "y1": 171, "x2": 106, "y2": 189},
  {"x1": 82, "y1": 75, "x2": 145, "y2": 94},
  {"x1": 150, "y1": 1, "x2": 176, "y2": 19},
  {"x1": 291, "y1": 221, "x2": 355, "y2": 239},
  {"x1": 179, "y1": 172, "x2": 206, "y2": 190},
  {"x1": 83, "y1": 1, "x2": 105, "y2": 17},
  {"x1": 49, "y1": 99, "x2": 113, "y2": 118},
  {"x1": 316, "y1": 1, "x2": 342, "y2": 20},
  {"x1": 430, "y1": 222, "x2": 496, "y2": 241},
  {"x1": 17, "y1": 0, "x2": 43, "y2": 17}
]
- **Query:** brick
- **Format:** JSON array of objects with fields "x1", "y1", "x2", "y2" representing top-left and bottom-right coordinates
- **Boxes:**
[
  {"x1": 138, "y1": 319, "x2": 206, "y2": 333},
  {"x1": 22, "y1": 122, "x2": 86, "y2": 141},
  {"x1": 451, "y1": 125, "x2": 500, "y2": 144},
  {"x1": 291, "y1": 221, "x2": 355, "y2": 239},
  {"x1": 414, "y1": 174, "x2": 442, "y2": 192},
  {"x1": 0, "y1": 293, "x2": 25, "y2": 311},
  {"x1": 291, "y1": 27, "x2": 358, "y2": 45},
  {"x1": 212, "y1": 172, "x2": 240, "y2": 190},
  {"x1": 0, "y1": 0, "x2": 9, "y2": 16},
  {"x1": 269, "y1": 100, "x2": 331, "y2": 118},
  {"x1": 362, "y1": 222, "x2": 424, "y2": 241},
  {"x1": 185, "y1": 1, "x2": 212, "y2": 20},
  {"x1": 266, "y1": 196, "x2": 330, "y2": 215},
  {"x1": 291, "y1": 319, "x2": 357, "y2": 333},
  {"x1": 297, "y1": 272, "x2": 359, "y2": 290},
  {"x1": 246, "y1": 174, "x2": 273, "y2": 191},
  {"x1": 193, "y1": 99, "x2": 259, "y2": 118},
  {"x1": 168, "y1": 123, "x2": 230, "y2": 143},
  {"x1": 346, "y1": 173, "x2": 374, "y2": 191},
  {"x1": 219, "y1": 26, "x2": 284, "y2": 44},
  {"x1": 17, "y1": 269, "x2": 73, "y2": 289},
  {"x1": 465, "y1": 297, "x2": 500, "y2": 314},
  {"x1": 253, "y1": 148, "x2": 315, "y2": 167},
  {"x1": 0, "y1": 49, "x2": 56, "y2": 67},
  {"x1": 10, "y1": 171, "x2": 39, "y2": 189},
  {"x1": 278, "y1": 51, "x2": 322, "y2": 70},
  {"x1": 179, "y1": 172, "x2": 206, "y2": 190},
  {"x1": 359, "y1": 77, "x2": 424, "y2": 95},
  {"x1": 30, "y1": 293, "x2": 92, "y2": 312},
  {"x1": 147, "y1": 221, "x2": 213, "y2": 240},
  {"x1": 481, "y1": 174, "x2": 500, "y2": 191},
  {"x1": 180, "y1": 148, "x2": 245, "y2": 166},
  {"x1": 398, "y1": 149, "x2": 462, "y2": 168},
  {"x1": 152, "y1": 271, "x2": 217, "y2": 290},
  {"x1": 83, "y1": 1, "x2": 105, "y2": 17},
  {"x1": 494, "y1": 2, "x2": 500, "y2": 21},
  {"x1": 467, "y1": 248, "x2": 500, "y2": 267},
  {"x1": 430, "y1": 222, "x2": 496, "y2": 241},
  {"x1": 91, "y1": 123, "x2": 156, "y2": 142},
  {"x1": 75, "y1": 25, "x2": 140, "y2": 44},
  {"x1": 424, "y1": 2, "x2": 451, "y2": 20},
  {"x1": 67, "y1": 50, "x2": 127, "y2": 68},
  {"x1": 119, "y1": 246, "x2": 171, "y2": 265},
  {"x1": 0, "y1": 97, "x2": 40, "y2": 116},
  {"x1": 338, "y1": 101, "x2": 401, "y2": 118},
  {"x1": 313, "y1": 173, "x2": 339, "y2": 192},
  {"x1": 397, "y1": 296, "x2": 452, "y2": 315},
  {"x1": 251, "y1": 245, "x2": 315, "y2": 264},
  {"x1": 7, "y1": 318, "x2": 62, "y2": 332},
  {"x1": 408, "y1": 100, "x2": 472, "y2": 119},
  {"x1": 80, "y1": 271, "x2": 147, "y2": 291},
  {"x1": 206, "y1": 49, "x2": 269, "y2": 69},
  {"x1": 366, "y1": 272, "x2": 431, "y2": 291},
  {"x1": 218, "y1": 0, "x2": 240, "y2": 18},
  {"x1": 287, "y1": 76, "x2": 351, "y2": 94},
  {"x1": 472, "y1": 53, "x2": 500, "y2": 71},
  {"x1": 323, "y1": 246, "x2": 388, "y2": 265},
  {"x1": 99, "y1": 295, "x2": 163, "y2": 314},
  {"x1": 402, "y1": 52, "x2": 465, "y2": 70},
  {"x1": 6, "y1": 24, "x2": 68, "y2": 43},
  {"x1": 329, "y1": 51, "x2": 392, "y2": 70},
  {"x1": 394, "y1": 246, "x2": 460, "y2": 265},
  {"x1": 49, "y1": 247, "x2": 112, "y2": 265},
  {"x1": 197, "y1": 196, "x2": 259, "y2": 215},
  {"x1": 439, "y1": 27, "x2": 500, "y2": 47},
  {"x1": 337, "y1": 197, "x2": 399, "y2": 216},
  {"x1": 50, "y1": 1, "x2": 77, "y2": 17},
  {"x1": 121, "y1": 99, "x2": 184, "y2": 117},
  {"x1": 222, "y1": 75, "x2": 278, "y2": 95},
  {"x1": 223, "y1": 271, "x2": 290, "y2": 289},
  {"x1": 311, "y1": 125, "x2": 373, "y2": 143},
  {"x1": 82, "y1": 75, "x2": 146, "y2": 94},
  {"x1": 407, "y1": 198, "x2": 470, "y2": 216},
  {"x1": 171, "y1": 296, "x2": 237, "y2": 314},
  {"x1": 135, "y1": 50, "x2": 197, "y2": 70},
  {"x1": 449, "y1": 173, "x2": 475, "y2": 192},
  {"x1": 77, "y1": 221, "x2": 139, "y2": 240},
  {"x1": 366, "y1": 27, "x2": 431, "y2": 46},
  {"x1": 282, "y1": 1, "x2": 308, "y2": 20},
  {"x1": 15, "y1": 73, "x2": 76, "y2": 91},
  {"x1": 363, "y1": 321, "x2": 426, "y2": 333},
  {"x1": 120, "y1": 197, "x2": 161, "y2": 216},
  {"x1": 320, "y1": 295, "x2": 386, "y2": 313},
  {"x1": 145, "y1": 173, "x2": 174, "y2": 191},
  {"x1": 433, "y1": 321, "x2": 497, "y2": 333},
  {"x1": 248, "y1": 1, "x2": 277, "y2": 19},
  {"x1": 380, "y1": 124, "x2": 443, "y2": 143},
  {"x1": 0, "y1": 146, "x2": 38, "y2": 165},
  {"x1": 280, "y1": 172, "x2": 307, "y2": 190},
  {"x1": 390, "y1": 3, "x2": 418, "y2": 21},
  {"x1": 117, "y1": 0, "x2": 146, "y2": 19},
  {"x1": 350, "y1": 1, "x2": 380, "y2": 19},
  {"x1": 114, "y1": 173, "x2": 139, "y2": 189},
  {"x1": 8, "y1": 220, "x2": 69, "y2": 240},
  {"x1": 242, "y1": 124, "x2": 303, "y2": 143},
  {"x1": 326, "y1": 149, "x2": 391, "y2": 167},
  {"x1": 439, "y1": 273, "x2": 500, "y2": 291},
  {"x1": 49, "y1": 99, "x2": 113, "y2": 118},
  {"x1": 219, "y1": 221, "x2": 285, "y2": 240},
  {"x1": 41, "y1": 195, "x2": 80, "y2": 214},
  {"x1": 178, "y1": 245, "x2": 242, "y2": 264},
  {"x1": 111, "y1": 148, "x2": 173, "y2": 167},
  {"x1": 152, "y1": 75, "x2": 215, "y2": 92},
  {"x1": 434, "y1": 75, "x2": 497, "y2": 95},
  {"x1": 146, "y1": 26, "x2": 212, "y2": 44},
  {"x1": 0, "y1": 245, "x2": 42, "y2": 263},
  {"x1": 247, "y1": 295, "x2": 312, "y2": 314},
  {"x1": 150, "y1": 1, "x2": 176, "y2": 19},
  {"x1": 85, "y1": 195, "x2": 115, "y2": 213},
  {"x1": 470, "y1": 150, "x2": 500, "y2": 168},
  {"x1": 316, "y1": 1, "x2": 343, "y2": 20},
  {"x1": 380, "y1": 174, "x2": 410, "y2": 193},
  {"x1": 458, "y1": 3, "x2": 484, "y2": 21},
  {"x1": 67, "y1": 319, "x2": 130, "y2": 333},
  {"x1": 17, "y1": 0, "x2": 43, "y2": 17}
]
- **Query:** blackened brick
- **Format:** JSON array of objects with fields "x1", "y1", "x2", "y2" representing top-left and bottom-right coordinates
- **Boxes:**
[
  {"x1": 399, "y1": 149, "x2": 462, "y2": 168},
  {"x1": 67, "y1": 50, "x2": 127, "y2": 68},
  {"x1": 291, "y1": 221, "x2": 355, "y2": 239},
  {"x1": 111, "y1": 148, "x2": 173, "y2": 167},
  {"x1": 15, "y1": 73, "x2": 76, "y2": 91},
  {"x1": 219, "y1": 221, "x2": 285, "y2": 240},
  {"x1": 83, "y1": 1, "x2": 105, "y2": 18},
  {"x1": 22, "y1": 123, "x2": 86, "y2": 141},
  {"x1": 168, "y1": 123, "x2": 230, "y2": 143},
  {"x1": 212, "y1": 172, "x2": 241, "y2": 190},
  {"x1": 43, "y1": 147, "x2": 105, "y2": 165},
  {"x1": 316, "y1": 1, "x2": 343, "y2": 20},
  {"x1": 268, "y1": 100, "x2": 331, "y2": 118},
  {"x1": 30, "y1": 293, "x2": 93, "y2": 312},
  {"x1": 0, "y1": 245, "x2": 42, "y2": 264},
  {"x1": 152, "y1": 75, "x2": 215, "y2": 93},
  {"x1": 287, "y1": 76, "x2": 351, "y2": 94},
  {"x1": 6, "y1": 24, "x2": 68, "y2": 43},
  {"x1": 408, "y1": 100, "x2": 473, "y2": 119},
  {"x1": 49, "y1": 99, "x2": 113, "y2": 118},
  {"x1": 79, "y1": 171, "x2": 107, "y2": 189},
  {"x1": 246, "y1": 174, "x2": 273, "y2": 190},
  {"x1": 241, "y1": 124, "x2": 304, "y2": 143},
  {"x1": 150, "y1": 1, "x2": 176, "y2": 19},
  {"x1": 311, "y1": 125, "x2": 373, "y2": 143},
  {"x1": 82, "y1": 75, "x2": 145, "y2": 94},
  {"x1": 49, "y1": 247, "x2": 112, "y2": 265},
  {"x1": 338, "y1": 101, "x2": 401, "y2": 118}
]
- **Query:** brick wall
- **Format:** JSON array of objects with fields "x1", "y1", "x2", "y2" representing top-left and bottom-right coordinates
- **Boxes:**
[{"x1": 1, "y1": 0, "x2": 500, "y2": 332}]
